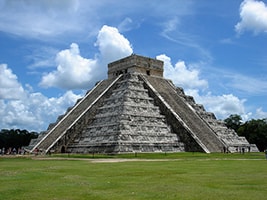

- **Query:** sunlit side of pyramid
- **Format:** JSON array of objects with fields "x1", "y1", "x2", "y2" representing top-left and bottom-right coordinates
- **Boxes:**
[{"x1": 27, "y1": 54, "x2": 258, "y2": 154}]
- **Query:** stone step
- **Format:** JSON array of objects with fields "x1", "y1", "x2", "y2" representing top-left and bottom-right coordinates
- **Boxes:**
[
  {"x1": 142, "y1": 75, "x2": 224, "y2": 152},
  {"x1": 68, "y1": 73, "x2": 185, "y2": 153},
  {"x1": 30, "y1": 76, "x2": 122, "y2": 153},
  {"x1": 68, "y1": 142, "x2": 185, "y2": 154}
]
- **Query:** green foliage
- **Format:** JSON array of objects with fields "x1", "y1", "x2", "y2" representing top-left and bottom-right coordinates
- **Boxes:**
[
  {"x1": 224, "y1": 114, "x2": 242, "y2": 132},
  {"x1": 0, "y1": 129, "x2": 38, "y2": 149},
  {"x1": 237, "y1": 119, "x2": 267, "y2": 151},
  {"x1": 224, "y1": 115, "x2": 267, "y2": 151},
  {"x1": 0, "y1": 154, "x2": 266, "y2": 200}
]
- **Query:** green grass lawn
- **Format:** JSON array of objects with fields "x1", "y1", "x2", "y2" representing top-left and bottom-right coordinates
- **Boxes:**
[{"x1": 0, "y1": 153, "x2": 266, "y2": 200}]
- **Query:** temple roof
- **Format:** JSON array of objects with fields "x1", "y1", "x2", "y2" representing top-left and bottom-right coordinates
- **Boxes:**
[{"x1": 108, "y1": 54, "x2": 163, "y2": 78}]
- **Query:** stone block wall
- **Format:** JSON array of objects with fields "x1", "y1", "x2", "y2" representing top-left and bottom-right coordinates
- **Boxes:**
[
  {"x1": 67, "y1": 73, "x2": 184, "y2": 153},
  {"x1": 108, "y1": 54, "x2": 163, "y2": 78}
]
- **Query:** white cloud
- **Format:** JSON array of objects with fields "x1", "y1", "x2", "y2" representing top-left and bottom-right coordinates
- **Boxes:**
[
  {"x1": 235, "y1": 0, "x2": 267, "y2": 34},
  {"x1": 0, "y1": 64, "x2": 25, "y2": 99},
  {"x1": 40, "y1": 25, "x2": 133, "y2": 90},
  {"x1": 40, "y1": 43, "x2": 97, "y2": 89},
  {"x1": 185, "y1": 89, "x2": 249, "y2": 121},
  {"x1": 201, "y1": 94, "x2": 248, "y2": 120},
  {"x1": 95, "y1": 25, "x2": 133, "y2": 63},
  {"x1": 0, "y1": 90, "x2": 82, "y2": 132},
  {"x1": 0, "y1": 63, "x2": 83, "y2": 131},
  {"x1": 157, "y1": 54, "x2": 208, "y2": 90},
  {"x1": 255, "y1": 107, "x2": 267, "y2": 119}
]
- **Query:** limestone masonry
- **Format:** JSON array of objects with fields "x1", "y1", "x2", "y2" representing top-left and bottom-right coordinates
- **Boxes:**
[{"x1": 27, "y1": 54, "x2": 258, "y2": 154}]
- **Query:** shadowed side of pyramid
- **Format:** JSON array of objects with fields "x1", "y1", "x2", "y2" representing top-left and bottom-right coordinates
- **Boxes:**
[{"x1": 140, "y1": 75, "x2": 223, "y2": 153}]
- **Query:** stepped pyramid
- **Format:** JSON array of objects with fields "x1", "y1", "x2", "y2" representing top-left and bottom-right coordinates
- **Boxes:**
[{"x1": 27, "y1": 54, "x2": 258, "y2": 154}]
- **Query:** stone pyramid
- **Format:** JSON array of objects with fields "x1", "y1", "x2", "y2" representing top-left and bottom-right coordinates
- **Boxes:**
[{"x1": 27, "y1": 54, "x2": 258, "y2": 154}]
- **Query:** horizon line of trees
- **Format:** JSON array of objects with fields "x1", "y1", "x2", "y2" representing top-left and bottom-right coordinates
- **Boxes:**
[{"x1": 0, "y1": 129, "x2": 38, "y2": 152}]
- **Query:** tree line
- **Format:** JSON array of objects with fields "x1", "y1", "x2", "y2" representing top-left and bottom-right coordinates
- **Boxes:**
[
  {"x1": 0, "y1": 129, "x2": 38, "y2": 151},
  {"x1": 224, "y1": 114, "x2": 267, "y2": 151}
]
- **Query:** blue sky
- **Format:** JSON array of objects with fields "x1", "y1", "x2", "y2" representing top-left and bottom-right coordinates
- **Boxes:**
[{"x1": 0, "y1": 0, "x2": 267, "y2": 132}]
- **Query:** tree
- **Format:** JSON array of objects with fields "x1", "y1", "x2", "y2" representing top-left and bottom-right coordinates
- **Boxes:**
[
  {"x1": 237, "y1": 119, "x2": 267, "y2": 151},
  {"x1": 224, "y1": 114, "x2": 242, "y2": 132},
  {"x1": 0, "y1": 129, "x2": 38, "y2": 150}
]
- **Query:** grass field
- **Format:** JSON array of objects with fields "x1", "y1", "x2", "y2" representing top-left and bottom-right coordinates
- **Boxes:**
[{"x1": 0, "y1": 152, "x2": 266, "y2": 200}]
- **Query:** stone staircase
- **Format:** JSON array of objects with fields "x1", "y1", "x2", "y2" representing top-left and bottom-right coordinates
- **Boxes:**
[
  {"x1": 141, "y1": 75, "x2": 225, "y2": 153},
  {"x1": 197, "y1": 111, "x2": 258, "y2": 152},
  {"x1": 175, "y1": 86, "x2": 258, "y2": 152},
  {"x1": 67, "y1": 73, "x2": 184, "y2": 153},
  {"x1": 28, "y1": 76, "x2": 122, "y2": 153}
]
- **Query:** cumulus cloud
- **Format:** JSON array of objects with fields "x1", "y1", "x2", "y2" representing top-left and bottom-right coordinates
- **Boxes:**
[
  {"x1": 95, "y1": 25, "x2": 133, "y2": 63},
  {"x1": 40, "y1": 25, "x2": 132, "y2": 90},
  {"x1": 0, "y1": 63, "x2": 82, "y2": 131},
  {"x1": 157, "y1": 54, "x2": 208, "y2": 90},
  {"x1": 0, "y1": 90, "x2": 82, "y2": 132},
  {"x1": 0, "y1": 64, "x2": 25, "y2": 99},
  {"x1": 235, "y1": 0, "x2": 267, "y2": 34},
  {"x1": 185, "y1": 89, "x2": 249, "y2": 120},
  {"x1": 40, "y1": 43, "x2": 96, "y2": 89},
  {"x1": 200, "y1": 93, "x2": 247, "y2": 120}
]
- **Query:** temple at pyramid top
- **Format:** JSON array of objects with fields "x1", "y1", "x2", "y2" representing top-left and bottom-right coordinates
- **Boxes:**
[
  {"x1": 26, "y1": 54, "x2": 259, "y2": 154},
  {"x1": 108, "y1": 54, "x2": 164, "y2": 78}
]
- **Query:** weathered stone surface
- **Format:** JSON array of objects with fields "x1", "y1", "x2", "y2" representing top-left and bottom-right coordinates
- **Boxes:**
[
  {"x1": 67, "y1": 73, "x2": 184, "y2": 153},
  {"x1": 27, "y1": 54, "x2": 258, "y2": 154},
  {"x1": 27, "y1": 76, "x2": 122, "y2": 153},
  {"x1": 108, "y1": 54, "x2": 163, "y2": 78}
]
